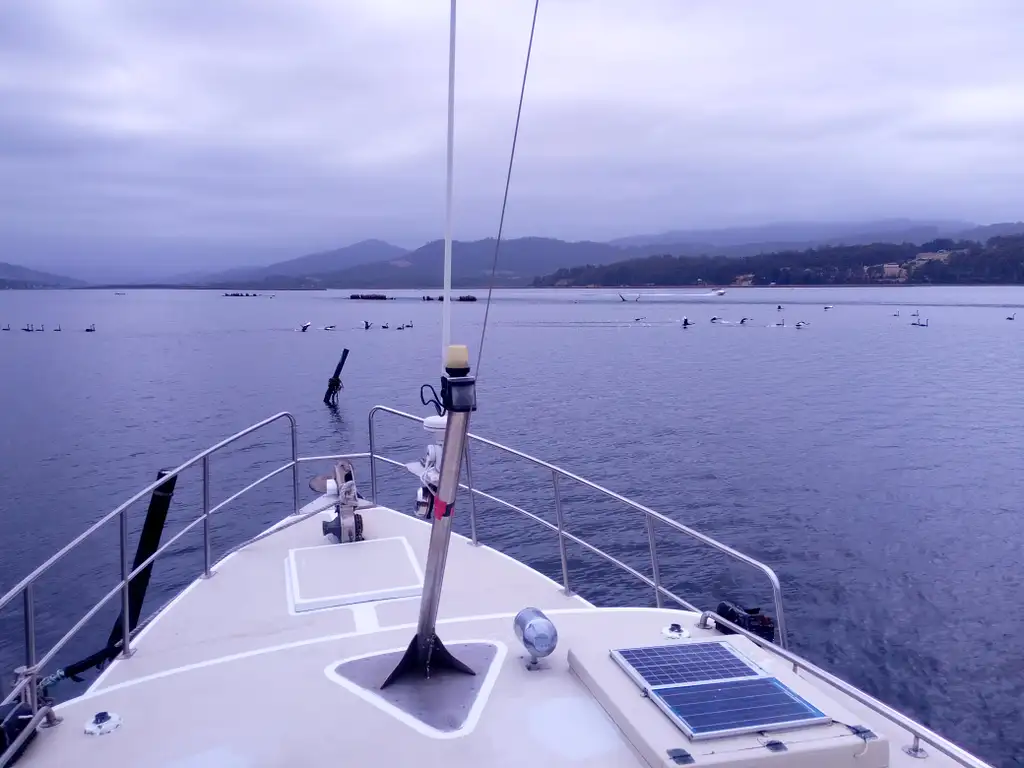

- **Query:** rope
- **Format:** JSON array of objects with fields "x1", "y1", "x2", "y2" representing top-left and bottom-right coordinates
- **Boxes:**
[{"x1": 475, "y1": 0, "x2": 540, "y2": 379}]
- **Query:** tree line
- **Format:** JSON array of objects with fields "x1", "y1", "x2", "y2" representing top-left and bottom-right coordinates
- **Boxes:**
[{"x1": 531, "y1": 236, "x2": 1024, "y2": 287}]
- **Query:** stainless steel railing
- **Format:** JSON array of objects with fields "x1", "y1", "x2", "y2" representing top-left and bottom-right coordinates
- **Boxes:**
[
  {"x1": 0, "y1": 411, "x2": 300, "y2": 719},
  {"x1": 367, "y1": 405, "x2": 790, "y2": 647}
]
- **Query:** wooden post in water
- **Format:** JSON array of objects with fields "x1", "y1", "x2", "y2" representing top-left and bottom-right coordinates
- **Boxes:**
[{"x1": 323, "y1": 349, "x2": 349, "y2": 405}]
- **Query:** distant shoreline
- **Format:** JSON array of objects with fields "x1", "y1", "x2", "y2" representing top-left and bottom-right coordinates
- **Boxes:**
[
  {"x1": 73, "y1": 285, "x2": 329, "y2": 292},
  {"x1": 5, "y1": 282, "x2": 1024, "y2": 292},
  {"x1": 533, "y1": 282, "x2": 1024, "y2": 289}
]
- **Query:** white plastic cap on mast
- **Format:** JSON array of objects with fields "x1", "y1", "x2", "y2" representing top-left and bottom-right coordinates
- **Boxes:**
[{"x1": 423, "y1": 414, "x2": 446, "y2": 445}]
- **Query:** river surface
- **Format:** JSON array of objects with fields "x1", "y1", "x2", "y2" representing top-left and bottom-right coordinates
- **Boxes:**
[{"x1": 0, "y1": 286, "x2": 1022, "y2": 766}]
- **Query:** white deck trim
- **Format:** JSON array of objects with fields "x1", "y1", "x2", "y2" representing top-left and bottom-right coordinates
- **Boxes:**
[
  {"x1": 323, "y1": 640, "x2": 508, "y2": 740},
  {"x1": 350, "y1": 603, "x2": 381, "y2": 633},
  {"x1": 63, "y1": 607, "x2": 695, "y2": 710}
]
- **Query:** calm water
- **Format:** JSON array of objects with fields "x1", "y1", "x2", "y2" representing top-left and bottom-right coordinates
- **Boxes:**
[{"x1": 1, "y1": 286, "x2": 1022, "y2": 765}]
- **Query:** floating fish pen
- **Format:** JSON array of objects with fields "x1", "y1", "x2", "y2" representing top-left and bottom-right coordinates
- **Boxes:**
[
  {"x1": 423, "y1": 295, "x2": 477, "y2": 302},
  {"x1": 223, "y1": 292, "x2": 262, "y2": 297},
  {"x1": 349, "y1": 293, "x2": 390, "y2": 300}
]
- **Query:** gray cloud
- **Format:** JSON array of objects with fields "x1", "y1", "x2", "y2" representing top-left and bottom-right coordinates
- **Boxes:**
[{"x1": 1, "y1": 0, "x2": 1023, "y2": 279}]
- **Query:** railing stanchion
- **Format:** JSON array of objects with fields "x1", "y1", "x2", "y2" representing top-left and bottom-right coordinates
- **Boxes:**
[
  {"x1": 368, "y1": 408, "x2": 379, "y2": 503},
  {"x1": 289, "y1": 416, "x2": 300, "y2": 515},
  {"x1": 645, "y1": 513, "x2": 663, "y2": 608},
  {"x1": 769, "y1": 576, "x2": 788, "y2": 649},
  {"x1": 202, "y1": 456, "x2": 212, "y2": 578},
  {"x1": 118, "y1": 509, "x2": 133, "y2": 657},
  {"x1": 464, "y1": 444, "x2": 479, "y2": 546},
  {"x1": 23, "y1": 584, "x2": 36, "y2": 673},
  {"x1": 904, "y1": 735, "x2": 928, "y2": 759},
  {"x1": 22, "y1": 584, "x2": 38, "y2": 711},
  {"x1": 552, "y1": 471, "x2": 571, "y2": 595}
]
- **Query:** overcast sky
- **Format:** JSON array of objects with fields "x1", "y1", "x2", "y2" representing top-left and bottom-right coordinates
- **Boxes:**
[{"x1": 2, "y1": 1, "x2": 1023, "y2": 279}]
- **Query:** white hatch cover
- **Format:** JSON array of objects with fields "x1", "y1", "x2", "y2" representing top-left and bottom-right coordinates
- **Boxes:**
[{"x1": 286, "y1": 537, "x2": 423, "y2": 613}]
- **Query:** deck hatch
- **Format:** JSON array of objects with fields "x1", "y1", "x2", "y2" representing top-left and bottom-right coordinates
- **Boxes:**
[{"x1": 287, "y1": 537, "x2": 422, "y2": 613}]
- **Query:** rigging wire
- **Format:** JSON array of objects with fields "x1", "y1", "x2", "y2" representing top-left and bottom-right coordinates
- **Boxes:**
[
  {"x1": 441, "y1": 0, "x2": 457, "y2": 369},
  {"x1": 475, "y1": 0, "x2": 540, "y2": 379}
]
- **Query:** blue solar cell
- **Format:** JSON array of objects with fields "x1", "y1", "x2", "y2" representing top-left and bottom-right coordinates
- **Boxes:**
[
  {"x1": 612, "y1": 642, "x2": 760, "y2": 688},
  {"x1": 651, "y1": 677, "x2": 830, "y2": 740}
]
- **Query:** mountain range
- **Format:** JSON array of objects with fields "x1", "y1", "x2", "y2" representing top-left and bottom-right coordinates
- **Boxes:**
[
  {"x1": 607, "y1": 219, "x2": 976, "y2": 248},
  {"x1": 5, "y1": 219, "x2": 1024, "y2": 288},
  {"x1": 182, "y1": 219, "x2": 1023, "y2": 289},
  {"x1": 195, "y1": 239, "x2": 408, "y2": 283},
  {"x1": 279, "y1": 237, "x2": 657, "y2": 289},
  {"x1": 0, "y1": 262, "x2": 84, "y2": 289}
]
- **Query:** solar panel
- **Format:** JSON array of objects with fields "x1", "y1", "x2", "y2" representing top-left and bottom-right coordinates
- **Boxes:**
[
  {"x1": 650, "y1": 677, "x2": 831, "y2": 740},
  {"x1": 609, "y1": 641, "x2": 833, "y2": 741},
  {"x1": 611, "y1": 641, "x2": 761, "y2": 689}
]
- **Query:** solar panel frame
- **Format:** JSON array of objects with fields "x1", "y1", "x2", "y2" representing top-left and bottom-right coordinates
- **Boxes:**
[
  {"x1": 610, "y1": 641, "x2": 763, "y2": 691},
  {"x1": 649, "y1": 677, "x2": 831, "y2": 741},
  {"x1": 609, "y1": 641, "x2": 833, "y2": 741}
]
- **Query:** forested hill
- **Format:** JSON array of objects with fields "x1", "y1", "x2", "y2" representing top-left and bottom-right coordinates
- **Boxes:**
[{"x1": 532, "y1": 236, "x2": 1024, "y2": 287}]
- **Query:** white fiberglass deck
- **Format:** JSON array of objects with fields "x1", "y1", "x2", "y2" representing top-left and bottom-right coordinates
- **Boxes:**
[{"x1": 16, "y1": 501, "x2": 981, "y2": 768}]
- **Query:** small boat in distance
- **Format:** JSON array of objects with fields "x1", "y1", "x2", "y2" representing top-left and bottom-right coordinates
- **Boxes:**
[
  {"x1": 85, "y1": 324, "x2": 96, "y2": 332},
  {"x1": 22, "y1": 324, "x2": 33, "y2": 332},
  {"x1": 1, "y1": 324, "x2": 9, "y2": 331},
  {"x1": 53, "y1": 325, "x2": 61, "y2": 332},
  {"x1": 323, "y1": 325, "x2": 337, "y2": 331},
  {"x1": 911, "y1": 318, "x2": 929, "y2": 327}
]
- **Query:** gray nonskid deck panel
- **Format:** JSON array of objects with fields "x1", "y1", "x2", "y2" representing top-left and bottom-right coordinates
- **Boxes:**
[{"x1": 334, "y1": 642, "x2": 499, "y2": 733}]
